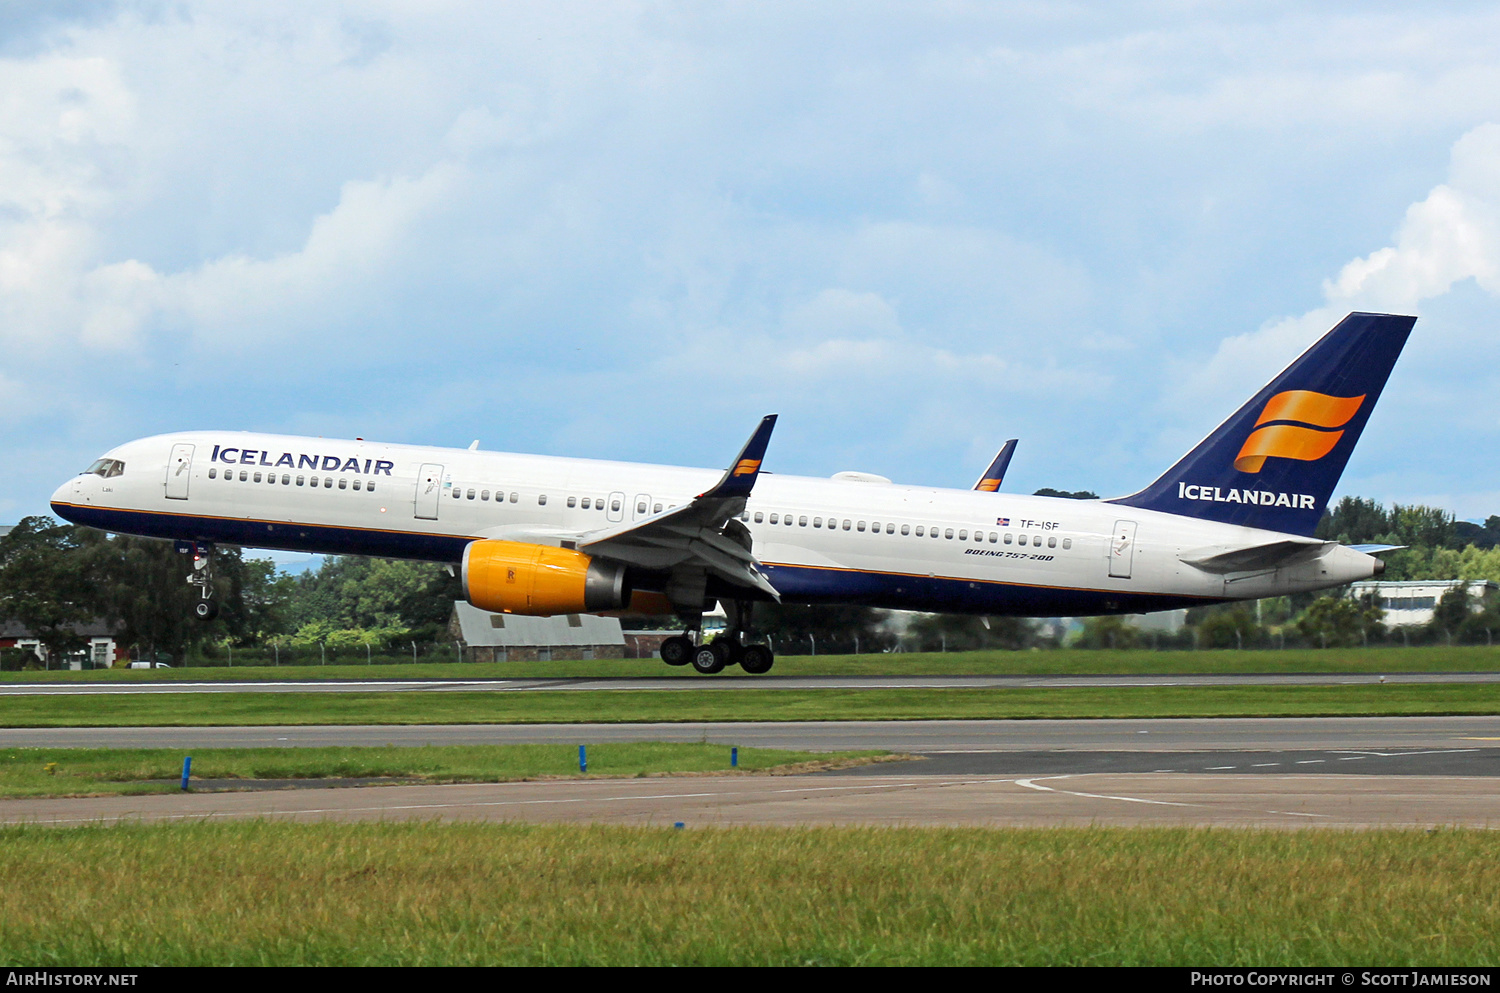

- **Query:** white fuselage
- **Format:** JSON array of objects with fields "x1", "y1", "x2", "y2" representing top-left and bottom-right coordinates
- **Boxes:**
[{"x1": 51, "y1": 431, "x2": 1381, "y2": 617}]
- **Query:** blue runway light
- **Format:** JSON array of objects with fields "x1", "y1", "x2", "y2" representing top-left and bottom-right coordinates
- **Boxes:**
[
  {"x1": 181, "y1": 756, "x2": 192, "y2": 791},
  {"x1": 731, "y1": 746, "x2": 738, "y2": 768},
  {"x1": 579, "y1": 745, "x2": 587, "y2": 773}
]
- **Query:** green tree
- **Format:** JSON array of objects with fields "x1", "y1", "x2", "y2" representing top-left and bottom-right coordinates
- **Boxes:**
[
  {"x1": 1429, "y1": 587, "x2": 1472, "y2": 644},
  {"x1": 906, "y1": 613, "x2": 1035, "y2": 651},
  {"x1": 1032, "y1": 488, "x2": 1099, "y2": 500},
  {"x1": 1194, "y1": 605, "x2": 1260, "y2": 649},
  {"x1": 754, "y1": 604, "x2": 890, "y2": 654},
  {"x1": 0, "y1": 517, "x2": 98, "y2": 665},
  {"x1": 1296, "y1": 595, "x2": 1383, "y2": 648},
  {"x1": 1075, "y1": 615, "x2": 1139, "y2": 649}
]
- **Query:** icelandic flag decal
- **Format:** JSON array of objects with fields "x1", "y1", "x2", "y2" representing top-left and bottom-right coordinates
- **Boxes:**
[{"x1": 997, "y1": 517, "x2": 1009, "y2": 526}]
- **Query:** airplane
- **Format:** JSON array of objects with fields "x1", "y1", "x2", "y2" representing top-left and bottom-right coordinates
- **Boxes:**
[
  {"x1": 973, "y1": 439, "x2": 1018, "y2": 492},
  {"x1": 51, "y1": 312, "x2": 1414, "y2": 676}
]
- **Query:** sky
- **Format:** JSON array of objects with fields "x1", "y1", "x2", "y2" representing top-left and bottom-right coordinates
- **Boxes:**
[{"x1": 5, "y1": 1, "x2": 1500, "y2": 536}]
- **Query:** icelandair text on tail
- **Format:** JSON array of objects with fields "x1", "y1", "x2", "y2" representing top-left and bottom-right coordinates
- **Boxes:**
[{"x1": 1179, "y1": 482, "x2": 1317, "y2": 509}]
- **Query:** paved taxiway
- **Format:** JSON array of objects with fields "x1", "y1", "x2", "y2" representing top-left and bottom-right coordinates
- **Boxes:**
[
  {"x1": 4, "y1": 672, "x2": 1500, "y2": 694},
  {"x1": 3, "y1": 773, "x2": 1496, "y2": 830},
  {"x1": 2, "y1": 716, "x2": 1497, "y2": 828}
]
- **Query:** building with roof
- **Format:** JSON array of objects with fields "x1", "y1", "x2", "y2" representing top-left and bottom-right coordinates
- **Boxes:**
[
  {"x1": 0, "y1": 619, "x2": 123, "y2": 669},
  {"x1": 447, "y1": 601, "x2": 626, "y2": 662},
  {"x1": 1346, "y1": 579, "x2": 1499, "y2": 627}
]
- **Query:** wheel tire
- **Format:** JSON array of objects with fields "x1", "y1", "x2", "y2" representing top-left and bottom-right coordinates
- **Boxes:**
[
  {"x1": 715, "y1": 637, "x2": 745, "y2": 668},
  {"x1": 193, "y1": 600, "x2": 219, "y2": 621},
  {"x1": 739, "y1": 645, "x2": 774, "y2": 675},
  {"x1": 690, "y1": 643, "x2": 726, "y2": 675},
  {"x1": 660, "y1": 636, "x2": 692, "y2": 666}
]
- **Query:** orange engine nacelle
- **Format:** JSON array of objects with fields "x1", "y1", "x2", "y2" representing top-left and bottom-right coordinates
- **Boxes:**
[{"x1": 462, "y1": 539, "x2": 630, "y2": 616}]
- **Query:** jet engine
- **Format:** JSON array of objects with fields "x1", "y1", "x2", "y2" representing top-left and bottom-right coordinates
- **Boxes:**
[{"x1": 461, "y1": 539, "x2": 630, "y2": 616}]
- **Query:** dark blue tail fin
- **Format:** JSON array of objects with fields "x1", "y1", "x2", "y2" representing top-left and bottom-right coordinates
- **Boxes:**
[{"x1": 1108, "y1": 312, "x2": 1415, "y2": 536}]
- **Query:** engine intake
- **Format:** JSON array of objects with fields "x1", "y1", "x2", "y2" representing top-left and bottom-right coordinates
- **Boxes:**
[{"x1": 462, "y1": 539, "x2": 630, "y2": 616}]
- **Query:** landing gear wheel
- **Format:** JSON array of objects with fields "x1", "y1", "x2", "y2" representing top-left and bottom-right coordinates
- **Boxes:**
[
  {"x1": 739, "y1": 644, "x2": 774, "y2": 675},
  {"x1": 660, "y1": 636, "x2": 693, "y2": 666},
  {"x1": 193, "y1": 599, "x2": 219, "y2": 621},
  {"x1": 690, "y1": 642, "x2": 727, "y2": 675},
  {"x1": 712, "y1": 636, "x2": 744, "y2": 669}
]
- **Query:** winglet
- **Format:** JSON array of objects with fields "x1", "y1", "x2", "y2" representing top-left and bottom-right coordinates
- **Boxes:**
[
  {"x1": 699, "y1": 414, "x2": 778, "y2": 499},
  {"x1": 973, "y1": 439, "x2": 1018, "y2": 492}
]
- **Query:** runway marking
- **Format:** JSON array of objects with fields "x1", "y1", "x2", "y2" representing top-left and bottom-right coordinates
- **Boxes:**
[
  {"x1": 1014, "y1": 776, "x2": 1201, "y2": 808},
  {"x1": 1296, "y1": 760, "x2": 1325, "y2": 764},
  {"x1": 1251, "y1": 763, "x2": 1280, "y2": 767},
  {"x1": 1330, "y1": 749, "x2": 1481, "y2": 758},
  {"x1": 1205, "y1": 766, "x2": 1237, "y2": 770}
]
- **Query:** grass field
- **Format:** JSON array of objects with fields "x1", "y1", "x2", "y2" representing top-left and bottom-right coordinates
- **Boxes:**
[
  {"x1": 0, "y1": 744, "x2": 883, "y2": 798},
  {"x1": 0, "y1": 820, "x2": 1496, "y2": 966},
  {"x1": 0, "y1": 683, "x2": 1498, "y2": 727},
  {"x1": 7, "y1": 644, "x2": 1500, "y2": 681}
]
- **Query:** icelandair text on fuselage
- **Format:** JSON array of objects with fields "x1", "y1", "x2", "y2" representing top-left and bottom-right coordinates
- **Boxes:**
[
  {"x1": 1178, "y1": 482, "x2": 1317, "y2": 509},
  {"x1": 210, "y1": 445, "x2": 394, "y2": 476},
  {"x1": 1190, "y1": 974, "x2": 1490, "y2": 987}
]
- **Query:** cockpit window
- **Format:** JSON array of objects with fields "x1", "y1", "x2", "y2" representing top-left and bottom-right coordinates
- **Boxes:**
[{"x1": 85, "y1": 459, "x2": 125, "y2": 478}]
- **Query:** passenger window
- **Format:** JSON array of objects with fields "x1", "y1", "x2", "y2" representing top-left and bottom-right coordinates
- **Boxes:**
[
  {"x1": 842, "y1": 520, "x2": 851, "y2": 531},
  {"x1": 785, "y1": 516, "x2": 793, "y2": 526},
  {"x1": 1048, "y1": 536, "x2": 1057, "y2": 548},
  {"x1": 813, "y1": 517, "x2": 822, "y2": 528},
  {"x1": 467, "y1": 488, "x2": 476, "y2": 500},
  {"x1": 637, "y1": 501, "x2": 647, "y2": 514},
  {"x1": 483, "y1": 490, "x2": 491, "y2": 502},
  {"x1": 296, "y1": 475, "x2": 304, "y2": 486},
  {"x1": 754, "y1": 512, "x2": 763, "y2": 523},
  {"x1": 957, "y1": 529, "x2": 966, "y2": 540},
  {"x1": 452, "y1": 488, "x2": 460, "y2": 498},
  {"x1": 1004, "y1": 533, "x2": 1013, "y2": 544},
  {"x1": 769, "y1": 513, "x2": 779, "y2": 524},
  {"x1": 1062, "y1": 538, "x2": 1072, "y2": 549},
  {"x1": 312, "y1": 477, "x2": 321, "y2": 488},
  {"x1": 253, "y1": 472, "x2": 262, "y2": 482},
  {"x1": 539, "y1": 495, "x2": 547, "y2": 505},
  {"x1": 945, "y1": 529, "x2": 954, "y2": 539},
  {"x1": 857, "y1": 521, "x2": 866, "y2": 532},
  {"x1": 351, "y1": 479, "x2": 360, "y2": 490},
  {"x1": 611, "y1": 499, "x2": 621, "y2": 512},
  {"x1": 208, "y1": 468, "x2": 217, "y2": 479},
  {"x1": 581, "y1": 497, "x2": 591, "y2": 509},
  {"x1": 654, "y1": 503, "x2": 663, "y2": 514},
  {"x1": 915, "y1": 526, "x2": 924, "y2": 536},
  {"x1": 368, "y1": 482, "x2": 375, "y2": 493},
  {"x1": 901, "y1": 524, "x2": 910, "y2": 535},
  {"x1": 339, "y1": 479, "x2": 348, "y2": 490},
  {"x1": 511, "y1": 493, "x2": 519, "y2": 503},
  {"x1": 325, "y1": 477, "x2": 333, "y2": 488},
  {"x1": 989, "y1": 532, "x2": 997, "y2": 543},
  {"x1": 799, "y1": 516, "x2": 808, "y2": 526},
  {"x1": 1018, "y1": 534, "x2": 1027, "y2": 546}
]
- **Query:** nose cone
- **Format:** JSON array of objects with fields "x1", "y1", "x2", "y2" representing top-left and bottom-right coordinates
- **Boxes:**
[{"x1": 50, "y1": 478, "x2": 80, "y2": 521}]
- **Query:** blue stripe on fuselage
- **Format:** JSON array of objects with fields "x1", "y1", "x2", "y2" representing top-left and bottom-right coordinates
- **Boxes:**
[{"x1": 52, "y1": 502, "x2": 1220, "y2": 617}]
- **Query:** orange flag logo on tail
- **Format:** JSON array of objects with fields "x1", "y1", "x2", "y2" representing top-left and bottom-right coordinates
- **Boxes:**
[
  {"x1": 1233, "y1": 390, "x2": 1365, "y2": 473},
  {"x1": 732, "y1": 458, "x2": 762, "y2": 477}
]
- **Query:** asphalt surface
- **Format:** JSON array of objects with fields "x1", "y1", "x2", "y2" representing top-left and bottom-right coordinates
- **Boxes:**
[
  {"x1": 4, "y1": 716, "x2": 1497, "y2": 829},
  {"x1": 3, "y1": 671, "x2": 1500, "y2": 694}
]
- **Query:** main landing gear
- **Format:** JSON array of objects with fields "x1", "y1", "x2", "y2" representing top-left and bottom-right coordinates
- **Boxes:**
[
  {"x1": 657, "y1": 600, "x2": 775, "y2": 676},
  {"x1": 179, "y1": 541, "x2": 219, "y2": 621}
]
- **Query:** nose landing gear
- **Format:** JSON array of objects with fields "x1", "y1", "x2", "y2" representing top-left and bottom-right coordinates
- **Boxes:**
[{"x1": 179, "y1": 541, "x2": 219, "y2": 621}]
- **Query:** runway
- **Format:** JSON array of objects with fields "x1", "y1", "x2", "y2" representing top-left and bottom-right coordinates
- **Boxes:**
[
  {"x1": 3, "y1": 671, "x2": 1499, "y2": 694},
  {"x1": 2, "y1": 772, "x2": 1496, "y2": 830},
  {"x1": 2, "y1": 716, "x2": 1497, "y2": 829}
]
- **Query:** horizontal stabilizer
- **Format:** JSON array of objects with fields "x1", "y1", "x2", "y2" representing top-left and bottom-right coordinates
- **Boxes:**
[
  {"x1": 1348, "y1": 544, "x2": 1406, "y2": 555},
  {"x1": 1180, "y1": 537, "x2": 1331, "y2": 574}
]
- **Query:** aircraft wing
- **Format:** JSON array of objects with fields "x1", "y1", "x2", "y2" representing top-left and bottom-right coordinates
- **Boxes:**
[
  {"x1": 1179, "y1": 537, "x2": 1332, "y2": 574},
  {"x1": 575, "y1": 415, "x2": 781, "y2": 598}
]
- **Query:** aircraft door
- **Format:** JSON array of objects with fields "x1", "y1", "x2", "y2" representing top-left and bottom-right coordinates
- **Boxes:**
[
  {"x1": 415, "y1": 463, "x2": 444, "y2": 520},
  {"x1": 165, "y1": 443, "x2": 194, "y2": 501},
  {"x1": 607, "y1": 491, "x2": 625, "y2": 523},
  {"x1": 632, "y1": 493, "x2": 652, "y2": 521},
  {"x1": 1109, "y1": 520, "x2": 1138, "y2": 579}
]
